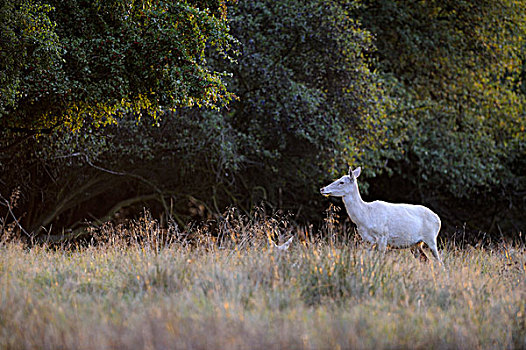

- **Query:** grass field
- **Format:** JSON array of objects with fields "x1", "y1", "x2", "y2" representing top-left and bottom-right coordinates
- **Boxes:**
[{"x1": 1, "y1": 211, "x2": 525, "y2": 349}]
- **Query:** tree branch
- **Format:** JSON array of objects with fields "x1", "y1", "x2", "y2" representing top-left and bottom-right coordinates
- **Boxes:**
[
  {"x1": 0, "y1": 193, "x2": 32, "y2": 238},
  {"x1": 35, "y1": 193, "x2": 176, "y2": 243}
]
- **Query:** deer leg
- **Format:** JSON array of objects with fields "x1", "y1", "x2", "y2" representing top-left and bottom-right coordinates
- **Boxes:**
[{"x1": 427, "y1": 241, "x2": 442, "y2": 264}]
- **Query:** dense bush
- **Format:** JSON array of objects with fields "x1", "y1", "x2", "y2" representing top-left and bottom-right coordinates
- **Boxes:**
[
  {"x1": 355, "y1": 0, "x2": 526, "y2": 233},
  {"x1": 197, "y1": 0, "x2": 393, "y2": 215}
]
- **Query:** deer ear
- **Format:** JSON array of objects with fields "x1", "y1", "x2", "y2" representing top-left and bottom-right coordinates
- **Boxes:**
[
  {"x1": 348, "y1": 166, "x2": 353, "y2": 177},
  {"x1": 352, "y1": 167, "x2": 361, "y2": 178}
]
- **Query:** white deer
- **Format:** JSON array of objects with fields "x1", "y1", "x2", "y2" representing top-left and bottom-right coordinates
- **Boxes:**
[{"x1": 320, "y1": 167, "x2": 442, "y2": 262}]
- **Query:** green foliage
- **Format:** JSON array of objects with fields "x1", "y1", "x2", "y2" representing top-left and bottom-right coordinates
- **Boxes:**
[
  {"x1": 0, "y1": 0, "x2": 235, "y2": 132},
  {"x1": 198, "y1": 0, "x2": 392, "y2": 213},
  {"x1": 0, "y1": 1, "x2": 60, "y2": 123},
  {"x1": 357, "y1": 0, "x2": 526, "y2": 200}
]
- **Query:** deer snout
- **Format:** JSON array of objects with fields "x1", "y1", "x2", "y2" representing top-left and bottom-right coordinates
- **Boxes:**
[{"x1": 320, "y1": 187, "x2": 330, "y2": 196}]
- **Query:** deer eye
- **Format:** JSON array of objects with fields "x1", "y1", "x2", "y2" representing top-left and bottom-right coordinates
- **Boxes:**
[{"x1": 339, "y1": 181, "x2": 344, "y2": 185}]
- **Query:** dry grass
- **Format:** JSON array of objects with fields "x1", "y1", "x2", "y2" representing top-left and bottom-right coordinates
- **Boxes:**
[{"x1": 1, "y1": 211, "x2": 525, "y2": 349}]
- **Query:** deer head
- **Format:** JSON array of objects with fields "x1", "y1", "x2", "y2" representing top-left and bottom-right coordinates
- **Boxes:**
[{"x1": 320, "y1": 167, "x2": 361, "y2": 197}]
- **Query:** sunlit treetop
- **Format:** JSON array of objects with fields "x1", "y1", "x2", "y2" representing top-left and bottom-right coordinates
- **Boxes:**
[{"x1": 0, "y1": 0, "x2": 236, "y2": 133}]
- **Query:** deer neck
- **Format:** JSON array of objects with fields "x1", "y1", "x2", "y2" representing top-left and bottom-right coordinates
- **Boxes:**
[{"x1": 342, "y1": 182, "x2": 368, "y2": 225}]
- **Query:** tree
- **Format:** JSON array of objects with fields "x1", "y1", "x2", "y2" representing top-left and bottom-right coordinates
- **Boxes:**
[
  {"x1": 0, "y1": 0, "x2": 235, "y2": 133},
  {"x1": 1, "y1": 0, "x2": 394, "y2": 238},
  {"x1": 356, "y1": 0, "x2": 526, "y2": 233},
  {"x1": 201, "y1": 0, "x2": 392, "y2": 218},
  {"x1": 0, "y1": 0, "x2": 236, "y2": 238}
]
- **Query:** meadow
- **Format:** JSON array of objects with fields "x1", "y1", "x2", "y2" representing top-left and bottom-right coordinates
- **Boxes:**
[{"x1": 1, "y1": 210, "x2": 525, "y2": 349}]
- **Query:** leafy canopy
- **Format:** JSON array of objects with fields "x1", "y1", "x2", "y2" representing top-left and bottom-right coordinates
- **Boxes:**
[
  {"x1": 0, "y1": 0, "x2": 235, "y2": 132},
  {"x1": 357, "y1": 0, "x2": 526, "y2": 198},
  {"x1": 203, "y1": 0, "x2": 392, "y2": 201}
]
